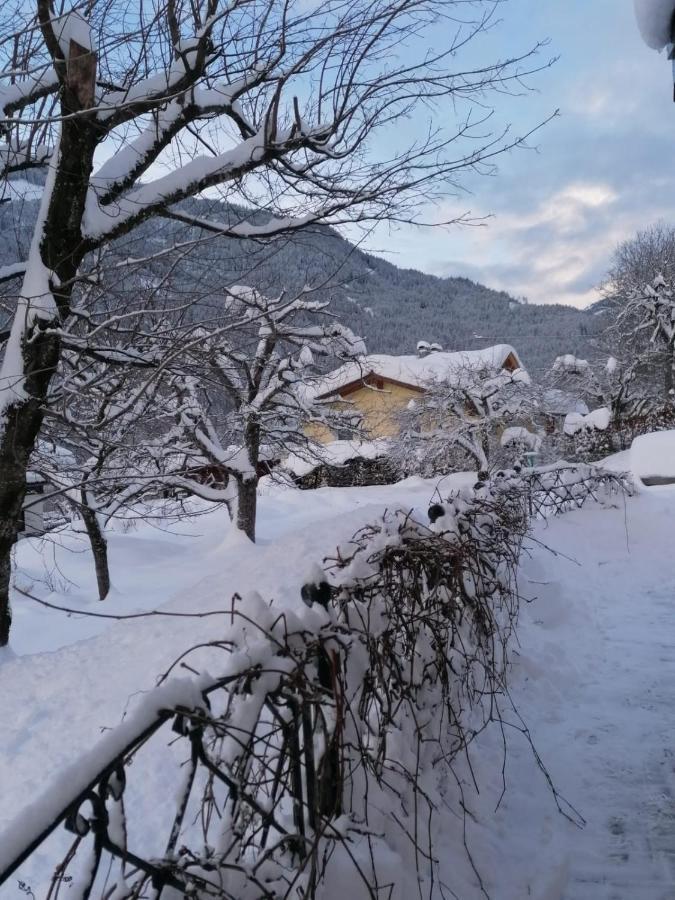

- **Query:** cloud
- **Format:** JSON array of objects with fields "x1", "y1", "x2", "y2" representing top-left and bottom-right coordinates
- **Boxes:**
[{"x1": 363, "y1": 0, "x2": 675, "y2": 309}]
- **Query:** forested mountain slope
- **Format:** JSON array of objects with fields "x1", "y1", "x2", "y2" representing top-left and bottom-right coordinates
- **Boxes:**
[{"x1": 0, "y1": 186, "x2": 602, "y2": 373}]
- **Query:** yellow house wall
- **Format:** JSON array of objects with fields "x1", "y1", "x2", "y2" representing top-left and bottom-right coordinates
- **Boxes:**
[
  {"x1": 303, "y1": 421, "x2": 335, "y2": 444},
  {"x1": 305, "y1": 382, "x2": 423, "y2": 443}
]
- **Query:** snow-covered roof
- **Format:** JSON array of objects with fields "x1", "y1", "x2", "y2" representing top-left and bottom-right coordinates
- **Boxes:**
[
  {"x1": 542, "y1": 389, "x2": 589, "y2": 417},
  {"x1": 633, "y1": 0, "x2": 675, "y2": 49},
  {"x1": 308, "y1": 345, "x2": 523, "y2": 400}
]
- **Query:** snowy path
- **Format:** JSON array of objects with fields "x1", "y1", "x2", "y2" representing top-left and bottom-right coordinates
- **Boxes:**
[{"x1": 484, "y1": 486, "x2": 675, "y2": 900}]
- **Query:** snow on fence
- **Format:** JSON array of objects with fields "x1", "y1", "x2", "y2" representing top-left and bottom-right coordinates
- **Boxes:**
[
  {"x1": 505, "y1": 463, "x2": 633, "y2": 519},
  {"x1": 0, "y1": 465, "x2": 620, "y2": 899}
]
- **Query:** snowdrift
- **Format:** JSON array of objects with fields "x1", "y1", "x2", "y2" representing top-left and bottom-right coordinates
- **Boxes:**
[{"x1": 631, "y1": 430, "x2": 675, "y2": 484}]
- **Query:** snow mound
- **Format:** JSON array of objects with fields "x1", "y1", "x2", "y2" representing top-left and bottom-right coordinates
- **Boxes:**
[
  {"x1": 500, "y1": 427, "x2": 542, "y2": 452},
  {"x1": 631, "y1": 430, "x2": 675, "y2": 483},
  {"x1": 552, "y1": 354, "x2": 590, "y2": 374},
  {"x1": 633, "y1": 0, "x2": 675, "y2": 49},
  {"x1": 564, "y1": 407, "x2": 611, "y2": 436},
  {"x1": 285, "y1": 439, "x2": 389, "y2": 477}
]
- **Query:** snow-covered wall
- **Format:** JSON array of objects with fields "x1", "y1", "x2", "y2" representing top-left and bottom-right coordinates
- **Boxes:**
[{"x1": 634, "y1": 0, "x2": 675, "y2": 50}]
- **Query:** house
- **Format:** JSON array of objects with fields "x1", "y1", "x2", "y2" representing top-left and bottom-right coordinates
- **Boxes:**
[{"x1": 305, "y1": 344, "x2": 525, "y2": 442}]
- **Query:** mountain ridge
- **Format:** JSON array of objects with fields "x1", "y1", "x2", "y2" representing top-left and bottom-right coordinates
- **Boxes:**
[{"x1": 0, "y1": 190, "x2": 602, "y2": 373}]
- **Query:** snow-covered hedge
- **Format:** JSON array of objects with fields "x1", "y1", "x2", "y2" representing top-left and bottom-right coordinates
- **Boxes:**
[
  {"x1": 1, "y1": 466, "x2": 630, "y2": 898},
  {"x1": 0, "y1": 487, "x2": 530, "y2": 899}
]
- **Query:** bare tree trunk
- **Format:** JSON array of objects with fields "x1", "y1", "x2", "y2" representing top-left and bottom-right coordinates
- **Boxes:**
[
  {"x1": 667, "y1": 342, "x2": 675, "y2": 399},
  {"x1": 0, "y1": 331, "x2": 62, "y2": 645},
  {"x1": 481, "y1": 430, "x2": 490, "y2": 468},
  {"x1": 0, "y1": 32, "x2": 99, "y2": 643},
  {"x1": 235, "y1": 421, "x2": 261, "y2": 542},
  {"x1": 236, "y1": 477, "x2": 258, "y2": 542},
  {"x1": 80, "y1": 494, "x2": 110, "y2": 601}
]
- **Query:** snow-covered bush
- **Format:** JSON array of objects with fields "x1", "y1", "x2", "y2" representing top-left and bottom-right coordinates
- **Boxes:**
[
  {"x1": 509, "y1": 463, "x2": 633, "y2": 518},
  {"x1": 545, "y1": 347, "x2": 655, "y2": 459}
]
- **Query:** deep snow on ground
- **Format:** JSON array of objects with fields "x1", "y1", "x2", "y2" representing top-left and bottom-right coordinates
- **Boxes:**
[
  {"x1": 2, "y1": 468, "x2": 675, "y2": 898},
  {"x1": 476, "y1": 484, "x2": 675, "y2": 899}
]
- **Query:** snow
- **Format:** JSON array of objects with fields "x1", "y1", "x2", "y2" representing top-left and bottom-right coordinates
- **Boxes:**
[
  {"x1": 0, "y1": 179, "x2": 42, "y2": 203},
  {"x1": 52, "y1": 11, "x2": 93, "y2": 55},
  {"x1": 0, "y1": 132, "x2": 61, "y2": 424},
  {"x1": 0, "y1": 675, "x2": 208, "y2": 880},
  {"x1": 564, "y1": 406, "x2": 611, "y2": 435},
  {"x1": 553, "y1": 353, "x2": 590, "y2": 374},
  {"x1": 480, "y1": 486, "x2": 675, "y2": 898},
  {"x1": 500, "y1": 426, "x2": 542, "y2": 451},
  {"x1": 542, "y1": 389, "x2": 589, "y2": 417},
  {"x1": 631, "y1": 430, "x2": 675, "y2": 482},
  {"x1": 84, "y1": 131, "x2": 268, "y2": 238},
  {"x1": 307, "y1": 344, "x2": 524, "y2": 399},
  {"x1": 284, "y1": 439, "x2": 390, "y2": 476},
  {"x1": 3, "y1": 452, "x2": 675, "y2": 897},
  {"x1": 633, "y1": 0, "x2": 675, "y2": 49}
]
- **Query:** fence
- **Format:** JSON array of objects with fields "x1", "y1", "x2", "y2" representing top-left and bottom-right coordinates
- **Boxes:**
[
  {"x1": 515, "y1": 463, "x2": 632, "y2": 518},
  {"x1": 0, "y1": 602, "x2": 347, "y2": 900}
]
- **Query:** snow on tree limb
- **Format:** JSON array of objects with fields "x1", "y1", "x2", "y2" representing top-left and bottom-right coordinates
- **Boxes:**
[{"x1": 0, "y1": 261, "x2": 27, "y2": 284}]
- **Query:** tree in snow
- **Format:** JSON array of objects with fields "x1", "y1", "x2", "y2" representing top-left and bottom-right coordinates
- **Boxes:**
[
  {"x1": 617, "y1": 275, "x2": 675, "y2": 397},
  {"x1": 33, "y1": 356, "x2": 171, "y2": 602},
  {"x1": 163, "y1": 285, "x2": 364, "y2": 541},
  {"x1": 392, "y1": 363, "x2": 536, "y2": 477},
  {"x1": 546, "y1": 353, "x2": 655, "y2": 456},
  {"x1": 550, "y1": 354, "x2": 630, "y2": 420},
  {"x1": 0, "y1": 0, "x2": 551, "y2": 644},
  {"x1": 601, "y1": 225, "x2": 675, "y2": 401}
]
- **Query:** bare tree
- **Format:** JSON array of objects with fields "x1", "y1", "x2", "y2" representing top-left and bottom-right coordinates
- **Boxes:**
[
  {"x1": 547, "y1": 353, "x2": 651, "y2": 436},
  {"x1": 602, "y1": 224, "x2": 675, "y2": 397},
  {"x1": 165, "y1": 285, "x2": 363, "y2": 540},
  {"x1": 392, "y1": 363, "x2": 535, "y2": 476},
  {"x1": 0, "y1": 0, "x2": 550, "y2": 643},
  {"x1": 33, "y1": 356, "x2": 168, "y2": 601}
]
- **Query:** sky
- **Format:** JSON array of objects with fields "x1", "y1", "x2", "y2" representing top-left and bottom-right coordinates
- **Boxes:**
[{"x1": 365, "y1": 0, "x2": 675, "y2": 309}]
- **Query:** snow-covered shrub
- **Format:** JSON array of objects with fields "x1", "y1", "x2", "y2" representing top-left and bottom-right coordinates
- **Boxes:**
[
  {"x1": 3, "y1": 490, "x2": 529, "y2": 900},
  {"x1": 295, "y1": 454, "x2": 399, "y2": 489},
  {"x1": 315, "y1": 485, "x2": 528, "y2": 892},
  {"x1": 492, "y1": 425, "x2": 543, "y2": 469}
]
